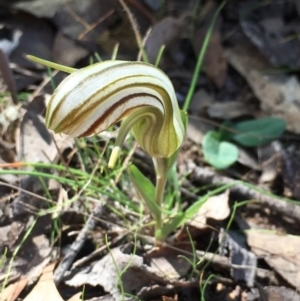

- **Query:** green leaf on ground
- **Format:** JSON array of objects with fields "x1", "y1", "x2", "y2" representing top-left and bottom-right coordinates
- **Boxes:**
[
  {"x1": 232, "y1": 117, "x2": 286, "y2": 147},
  {"x1": 202, "y1": 130, "x2": 239, "y2": 169}
]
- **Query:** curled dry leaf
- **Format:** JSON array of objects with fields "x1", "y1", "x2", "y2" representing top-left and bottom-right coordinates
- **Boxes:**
[
  {"x1": 65, "y1": 248, "x2": 150, "y2": 301},
  {"x1": 188, "y1": 190, "x2": 230, "y2": 229},
  {"x1": 66, "y1": 246, "x2": 194, "y2": 300}
]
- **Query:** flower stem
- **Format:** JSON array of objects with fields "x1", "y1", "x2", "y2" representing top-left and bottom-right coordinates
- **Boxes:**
[{"x1": 153, "y1": 158, "x2": 168, "y2": 245}]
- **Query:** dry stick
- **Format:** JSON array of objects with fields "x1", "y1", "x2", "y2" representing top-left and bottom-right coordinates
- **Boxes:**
[
  {"x1": 0, "y1": 181, "x2": 53, "y2": 204},
  {"x1": 137, "y1": 27, "x2": 152, "y2": 62},
  {"x1": 78, "y1": 9, "x2": 115, "y2": 40},
  {"x1": 186, "y1": 160, "x2": 300, "y2": 221},
  {"x1": 124, "y1": 0, "x2": 155, "y2": 23},
  {"x1": 140, "y1": 264, "x2": 233, "y2": 288},
  {"x1": 53, "y1": 201, "x2": 105, "y2": 285},
  {"x1": 118, "y1": 0, "x2": 149, "y2": 62},
  {"x1": 27, "y1": 69, "x2": 59, "y2": 102},
  {"x1": 0, "y1": 49, "x2": 18, "y2": 104},
  {"x1": 72, "y1": 233, "x2": 127, "y2": 268}
]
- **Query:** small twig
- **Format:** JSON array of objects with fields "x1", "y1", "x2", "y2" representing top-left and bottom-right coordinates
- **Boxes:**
[
  {"x1": 78, "y1": 9, "x2": 115, "y2": 40},
  {"x1": 137, "y1": 27, "x2": 152, "y2": 62},
  {"x1": 72, "y1": 232, "x2": 127, "y2": 268},
  {"x1": 0, "y1": 49, "x2": 18, "y2": 104},
  {"x1": 63, "y1": 0, "x2": 91, "y2": 29},
  {"x1": 0, "y1": 180, "x2": 53, "y2": 204},
  {"x1": 124, "y1": 0, "x2": 155, "y2": 23},
  {"x1": 118, "y1": 0, "x2": 149, "y2": 62},
  {"x1": 53, "y1": 201, "x2": 105, "y2": 285},
  {"x1": 141, "y1": 264, "x2": 234, "y2": 287},
  {"x1": 186, "y1": 160, "x2": 300, "y2": 221},
  {"x1": 27, "y1": 70, "x2": 59, "y2": 103}
]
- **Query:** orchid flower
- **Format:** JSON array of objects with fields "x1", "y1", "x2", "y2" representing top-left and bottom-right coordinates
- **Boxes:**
[
  {"x1": 31, "y1": 58, "x2": 186, "y2": 168},
  {"x1": 27, "y1": 55, "x2": 188, "y2": 243}
]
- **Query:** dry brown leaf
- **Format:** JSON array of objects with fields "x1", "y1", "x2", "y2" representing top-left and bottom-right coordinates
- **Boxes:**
[
  {"x1": 0, "y1": 278, "x2": 27, "y2": 301},
  {"x1": 207, "y1": 101, "x2": 254, "y2": 120},
  {"x1": 144, "y1": 16, "x2": 186, "y2": 64},
  {"x1": 246, "y1": 231, "x2": 300, "y2": 288},
  {"x1": 145, "y1": 245, "x2": 192, "y2": 280},
  {"x1": 65, "y1": 248, "x2": 149, "y2": 301},
  {"x1": 225, "y1": 41, "x2": 300, "y2": 134},
  {"x1": 23, "y1": 263, "x2": 63, "y2": 301},
  {"x1": 189, "y1": 89, "x2": 214, "y2": 116},
  {"x1": 53, "y1": 33, "x2": 88, "y2": 67},
  {"x1": 17, "y1": 97, "x2": 73, "y2": 163},
  {"x1": 66, "y1": 246, "x2": 191, "y2": 300},
  {"x1": 0, "y1": 221, "x2": 24, "y2": 250},
  {"x1": 13, "y1": 96, "x2": 73, "y2": 215},
  {"x1": 194, "y1": 28, "x2": 227, "y2": 88},
  {"x1": 188, "y1": 190, "x2": 230, "y2": 229}
]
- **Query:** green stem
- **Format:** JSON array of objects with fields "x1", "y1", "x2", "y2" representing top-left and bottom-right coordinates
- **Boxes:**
[
  {"x1": 183, "y1": 0, "x2": 226, "y2": 111},
  {"x1": 153, "y1": 158, "x2": 168, "y2": 245}
]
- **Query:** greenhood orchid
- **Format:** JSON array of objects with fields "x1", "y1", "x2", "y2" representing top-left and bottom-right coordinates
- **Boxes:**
[
  {"x1": 27, "y1": 55, "x2": 187, "y2": 243},
  {"x1": 30, "y1": 57, "x2": 186, "y2": 168}
]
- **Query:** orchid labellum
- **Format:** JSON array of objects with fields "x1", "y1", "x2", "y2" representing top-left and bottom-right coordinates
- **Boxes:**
[{"x1": 37, "y1": 59, "x2": 185, "y2": 167}]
